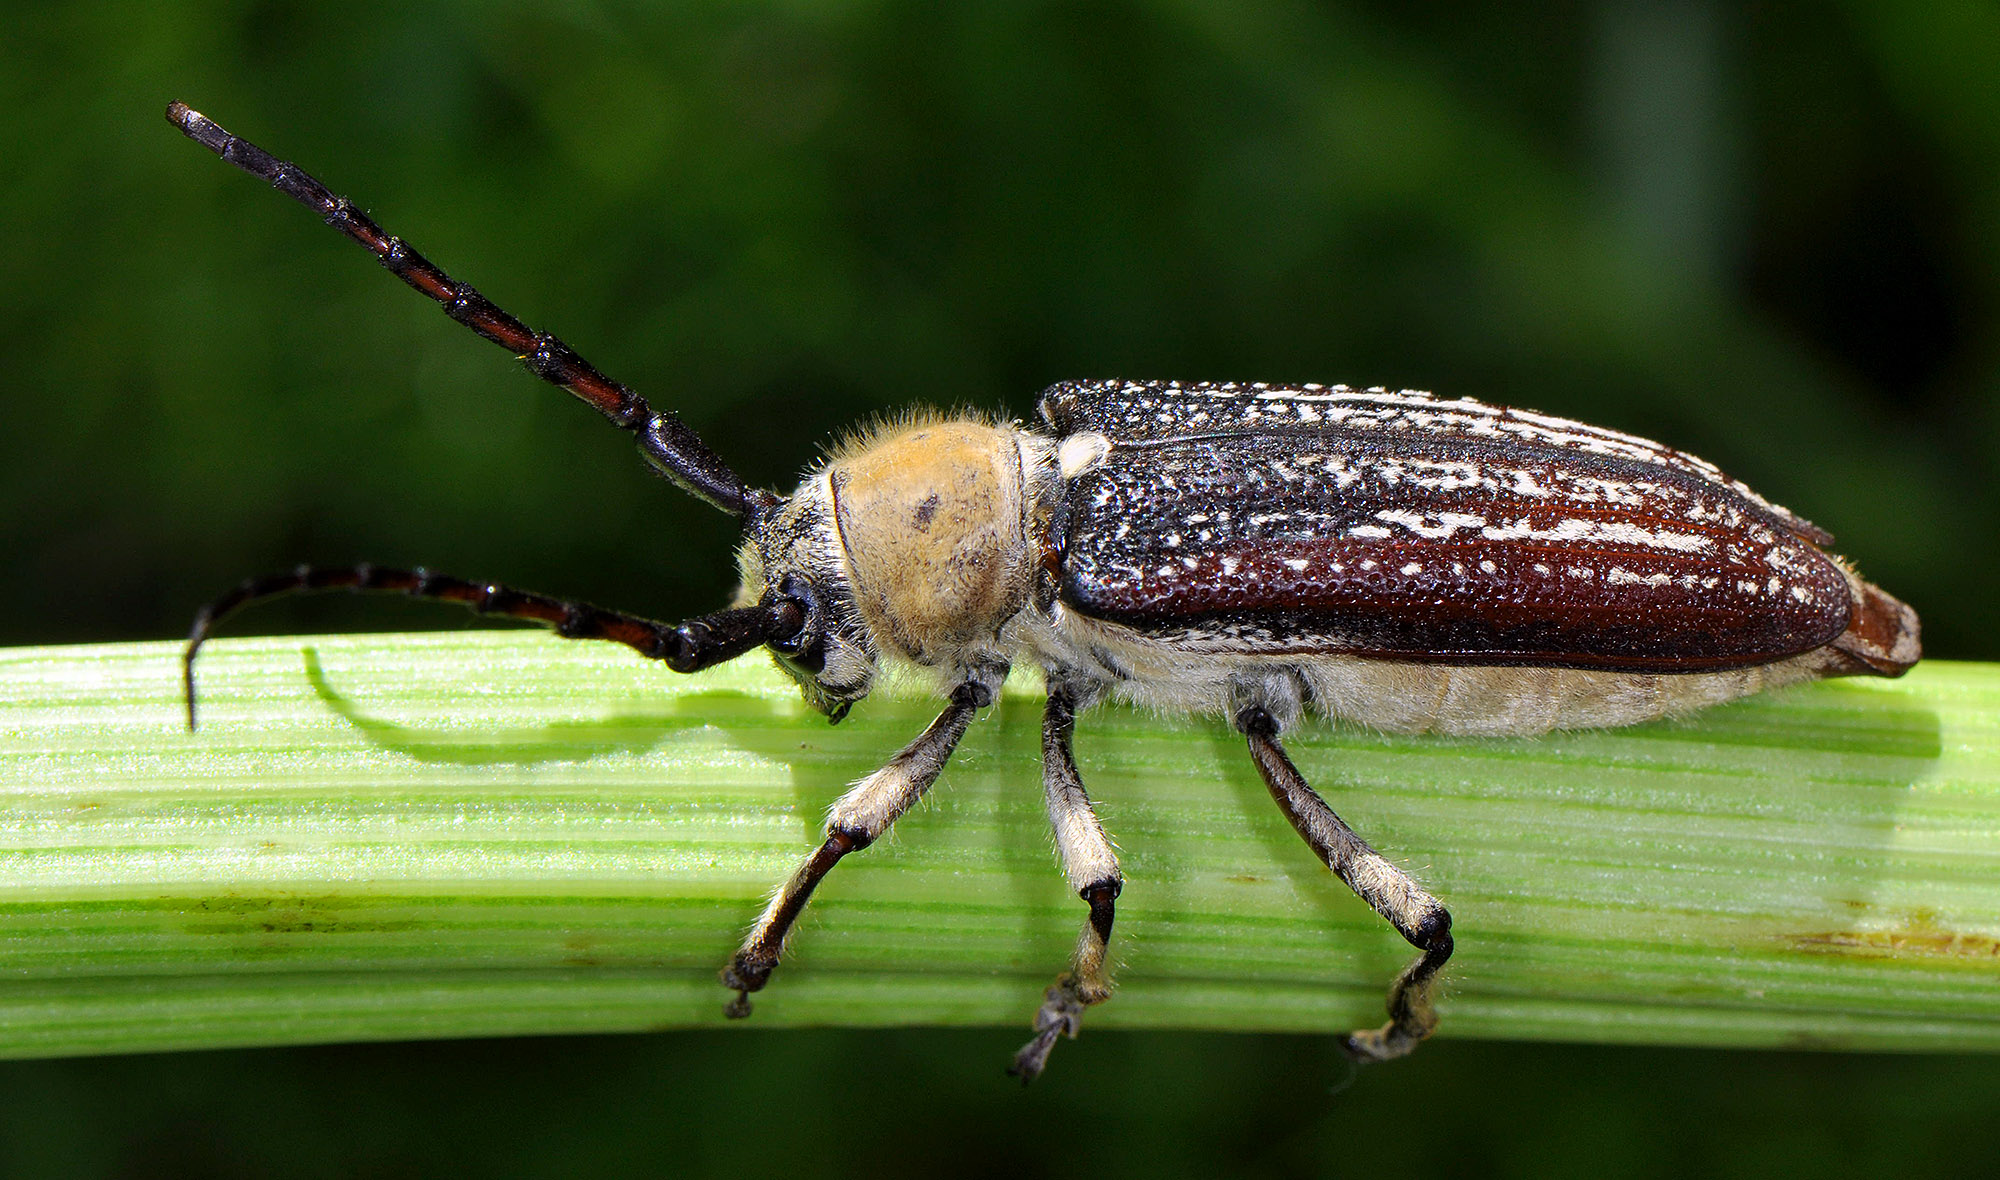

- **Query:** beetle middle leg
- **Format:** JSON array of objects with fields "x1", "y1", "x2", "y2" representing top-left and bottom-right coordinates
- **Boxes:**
[
  {"x1": 1235, "y1": 705, "x2": 1454, "y2": 1062},
  {"x1": 721, "y1": 679, "x2": 994, "y2": 1017},
  {"x1": 1009, "y1": 680, "x2": 1123, "y2": 1082}
]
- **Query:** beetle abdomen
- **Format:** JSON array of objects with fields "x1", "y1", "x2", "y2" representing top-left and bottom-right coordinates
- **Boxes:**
[{"x1": 1046, "y1": 381, "x2": 1906, "y2": 674}]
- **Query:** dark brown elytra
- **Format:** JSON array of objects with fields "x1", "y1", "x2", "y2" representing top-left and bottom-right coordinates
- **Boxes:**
[{"x1": 1057, "y1": 427, "x2": 1853, "y2": 670}]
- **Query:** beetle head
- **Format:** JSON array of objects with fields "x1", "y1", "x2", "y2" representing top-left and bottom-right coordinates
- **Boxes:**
[{"x1": 735, "y1": 482, "x2": 877, "y2": 721}]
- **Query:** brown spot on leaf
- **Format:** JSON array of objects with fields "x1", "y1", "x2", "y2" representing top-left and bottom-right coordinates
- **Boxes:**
[{"x1": 1790, "y1": 909, "x2": 2000, "y2": 961}]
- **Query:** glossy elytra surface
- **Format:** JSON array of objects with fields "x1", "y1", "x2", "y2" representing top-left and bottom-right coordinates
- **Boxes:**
[{"x1": 1047, "y1": 381, "x2": 1852, "y2": 671}]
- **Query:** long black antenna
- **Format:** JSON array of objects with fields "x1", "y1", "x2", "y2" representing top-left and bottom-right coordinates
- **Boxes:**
[
  {"x1": 180, "y1": 564, "x2": 801, "y2": 729},
  {"x1": 165, "y1": 101, "x2": 771, "y2": 520}
]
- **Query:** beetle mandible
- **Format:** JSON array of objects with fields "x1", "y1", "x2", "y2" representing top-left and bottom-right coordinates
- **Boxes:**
[{"x1": 167, "y1": 103, "x2": 1921, "y2": 1079}]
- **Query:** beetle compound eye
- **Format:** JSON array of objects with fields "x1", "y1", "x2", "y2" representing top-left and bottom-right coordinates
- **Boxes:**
[
  {"x1": 766, "y1": 582, "x2": 827, "y2": 674},
  {"x1": 766, "y1": 596, "x2": 826, "y2": 673}
]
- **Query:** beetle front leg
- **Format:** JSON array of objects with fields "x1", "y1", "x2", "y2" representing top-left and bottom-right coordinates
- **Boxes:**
[
  {"x1": 1235, "y1": 706, "x2": 1454, "y2": 1062},
  {"x1": 721, "y1": 680, "x2": 992, "y2": 1018},
  {"x1": 1008, "y1": 681, "x2": 1123, "y2": 1082}
]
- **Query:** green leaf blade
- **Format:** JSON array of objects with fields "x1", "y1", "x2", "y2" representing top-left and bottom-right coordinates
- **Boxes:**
[{"x1": 1, "y1": 634, "x2": 1996, "y2": 1058}]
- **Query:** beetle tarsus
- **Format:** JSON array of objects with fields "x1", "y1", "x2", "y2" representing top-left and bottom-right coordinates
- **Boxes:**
[
  {"x1": 1008, "y1": 968, "x2": 1110, "y2": 1082},
  {"x1": 719, "y1": 949, "x2": 776, "y2": 1013},
  {"x1": 1009, "y1": 1022, "x2": 1066, "y2": 1085},
  {"x1": 1342, "y1": 927, "x2": 1453, "y2": 1061}
]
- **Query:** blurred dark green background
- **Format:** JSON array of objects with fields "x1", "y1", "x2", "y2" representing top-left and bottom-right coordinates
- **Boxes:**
[{"x1": 4, "y1": 1, "x2": 1996, "y2": 1175}]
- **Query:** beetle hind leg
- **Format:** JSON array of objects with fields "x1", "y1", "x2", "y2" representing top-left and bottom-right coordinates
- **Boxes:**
[
  {"x1": 1008, "y1": 682, "x2": 1123, "y2": 1082},
  {"x1": 1235, "y1": 705, "x2": 1454, "y2": 1062}
]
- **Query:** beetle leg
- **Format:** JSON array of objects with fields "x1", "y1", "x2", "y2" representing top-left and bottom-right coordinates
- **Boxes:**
[
  {"x1": 1235, "y1": 706, "x2": 1454, "y2": 1062},
  {"x1": 721, "y1": 680, "x2": 993, "y2": 1018},
  {"x1": 1009, "y1": 681, "x2": 1123, "y2": 1082}
]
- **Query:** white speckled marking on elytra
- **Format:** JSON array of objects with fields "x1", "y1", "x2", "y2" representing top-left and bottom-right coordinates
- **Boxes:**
[
  {"x1": 1473, "y1": 516, "x2": 1714, "y2": 553},
  {"x1": 1057, "y1": 430, "x2": 1111, "y2": 479},
  {"x1": 1046, "y1": 381, "x2": 1815, "y2": 533},
  {"x1": 1373, "y1": 509, "x2": 1490, "y2": 539}
]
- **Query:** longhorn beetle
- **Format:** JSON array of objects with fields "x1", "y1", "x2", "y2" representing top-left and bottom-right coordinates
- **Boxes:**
[{"x1": 169, "y1": 102, "x2": 1921, "y2": 1079}]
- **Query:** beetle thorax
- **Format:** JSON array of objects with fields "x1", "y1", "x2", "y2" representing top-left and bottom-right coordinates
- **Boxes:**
[{"x1": 824, "y1": 417, "x2": 1036, "y2": 667}]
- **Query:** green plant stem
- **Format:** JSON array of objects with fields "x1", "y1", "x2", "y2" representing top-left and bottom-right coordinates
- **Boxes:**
[{"x1": 1, "y1": 633, "x2": 1995, "y2": 1059}]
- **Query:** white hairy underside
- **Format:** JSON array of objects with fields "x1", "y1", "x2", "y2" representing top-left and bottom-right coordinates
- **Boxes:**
[{"x1": 1005, "y1": 606, "x2": 1842, "y2": 737}]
